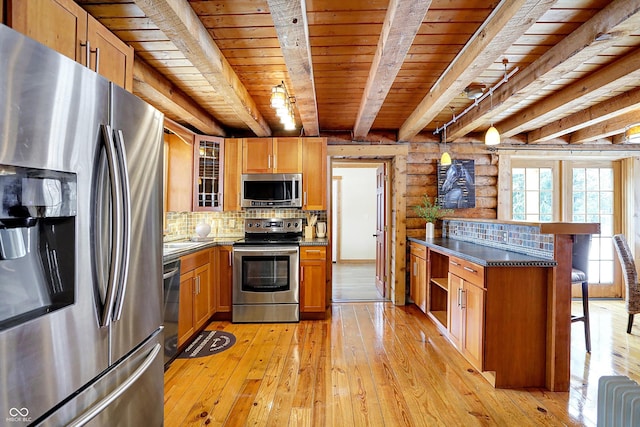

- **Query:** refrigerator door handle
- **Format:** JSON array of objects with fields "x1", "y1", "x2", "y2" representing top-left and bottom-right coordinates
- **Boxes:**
[
  {"x1": 112, "y1": 128, "x2": 132, "y2": 322},
  {"x1": 66, "y1": 343, "x2": 161, "y2": 427},
  {"x1": 100, "y1": 124, "x2": 125, "y2": 328}
]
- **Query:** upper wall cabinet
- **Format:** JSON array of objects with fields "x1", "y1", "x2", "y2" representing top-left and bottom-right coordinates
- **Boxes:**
[
  {"x1": 194, "y1": 135, "x2": 224, "y2": 211},
  {"x1": 223, "y1": 138, "x2": 242, "y2": 212},
  {"x1": 242, "y1": 137, "x2": 302, "y2": 174},
  {"x1": 164, "y1": 131, "x2": 193, "y2": 213},
  {"x1": 9, "y1": 0, "x2": 134, "y2": 91},
  {"x1": 302, "y1": 137, "x2": 327, "y2": 210}
]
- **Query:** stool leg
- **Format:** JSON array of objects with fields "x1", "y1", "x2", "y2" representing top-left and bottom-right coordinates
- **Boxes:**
[
  {"x1": 581, "y1": 281, "x2": 590, "y2": 352},
  {"x1": 628, "y1": 314, "x2": 635, "y2": 334}
]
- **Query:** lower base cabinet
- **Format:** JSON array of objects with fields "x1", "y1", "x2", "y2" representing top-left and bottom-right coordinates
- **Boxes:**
[
  {"x1": 215, "y1": 246, "x2": 233, "y2": 316},
  {"x1": 300, "y1": 246, "x2": 327, "y2": 316},
  {"x1": 448, "y1": 272, "x2": 485, "y2": 371},
  {"x1": 178, "y1": 249, "x2": 214, "y2": 347}
]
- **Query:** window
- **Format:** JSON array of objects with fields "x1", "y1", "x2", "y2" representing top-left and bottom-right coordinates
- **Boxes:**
[{"x1": 509, "y1": 159, "x2": 620, "y2": 297}]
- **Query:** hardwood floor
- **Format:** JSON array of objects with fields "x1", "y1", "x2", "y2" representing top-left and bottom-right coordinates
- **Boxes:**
[
  {"x1": 164, "y1": 299, "x2": 640, "y2": 426},
  {"x1": 332, "y1": 262, "x2": 387, "y2": 302}
]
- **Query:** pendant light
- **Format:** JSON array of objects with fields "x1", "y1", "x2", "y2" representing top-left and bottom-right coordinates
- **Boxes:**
[
  {"x1": 485, "y1": 60, "x2": 509, "y2": 146},
  {"x1": 440, "y1": 122, "x2": 451, "y2": 165}
]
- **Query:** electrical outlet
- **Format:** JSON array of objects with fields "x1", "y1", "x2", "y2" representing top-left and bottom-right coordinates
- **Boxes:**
[{"x1": 503, "y1": 231, "x2": 508, "y2": 242}]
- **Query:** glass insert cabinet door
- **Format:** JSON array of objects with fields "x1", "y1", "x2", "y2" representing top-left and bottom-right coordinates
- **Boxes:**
[{"x1": 193, "y1": 135, "x2": 224, "y2": 211}]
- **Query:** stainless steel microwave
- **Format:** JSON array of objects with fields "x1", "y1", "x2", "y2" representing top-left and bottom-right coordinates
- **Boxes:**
[{"x1": 241, "y1": 173, "x2": 302, "y2": 208}]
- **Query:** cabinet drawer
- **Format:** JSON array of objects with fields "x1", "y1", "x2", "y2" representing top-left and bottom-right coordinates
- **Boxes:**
[
  {"x1": 449, "y1": 256, "x2": 484, "y2": 287},
  {"x1": 410, "y1": 242, "x2": 427, "y2": 259},
  {"x1": 180, "y1": 248, "x2": 210, "y2": 272},
  {"x1": 300, "y1": 246, "x2": 326, "y2": 260}
]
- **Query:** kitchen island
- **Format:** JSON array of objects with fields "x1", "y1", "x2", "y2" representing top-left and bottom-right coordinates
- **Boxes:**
[{"x1": 409, "y1": 218, "x2": 599, "y2": 391}]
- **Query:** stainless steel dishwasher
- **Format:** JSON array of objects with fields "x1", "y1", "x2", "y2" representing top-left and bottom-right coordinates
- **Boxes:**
[{"x1": 162, "y1": 259, "x2": 181, "y2": 368}]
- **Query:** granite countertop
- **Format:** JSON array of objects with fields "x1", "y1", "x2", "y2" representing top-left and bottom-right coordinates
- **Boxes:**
[
  {"x1": 163, "y1": 236, "x2": 328, "y2": 263},
  {"x1": 408, "y1": 237, "x2": 557, "y2": 267},
  {"x1": 162, "y1": 237, "x2": 241, "y2": 263}
]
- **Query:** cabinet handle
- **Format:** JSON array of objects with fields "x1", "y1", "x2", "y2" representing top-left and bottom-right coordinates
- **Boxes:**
[
  {"x1": 457, "y1": 288, "x2": 462, "y2": 307},
  {"x1": 304, "y1": 191, "x2": 308, "y2": 205},
  {"x1": 413, "y1": 261, "x2": 417, "y2": 276},
  {"x1": 461, "y1": 289, "x2": 466, "y2": 309},
  {"x1": 450, "y1": 260, "x2": 459, "y2": 267},
  {"x1": 268, "y1": 155, "x2": 271, "y2": 169},
  {"x1": 306, "y1": 249, "x2": 321, "y2": 254},
  {"x1": 95, "y1": 47, "x2": 100, "y2": 73},
  {"x1": 228, "y1": 251, "x2": 232, "y2": 267},
  {"x1": 300, "y1": 266, "x2": 304, "y2": 282},
  {"x1": 463, "y1": 266, "x2": 476, "y2": 273},
  {"x1": 80, "y1": 40, "x2": 91, "y2": 67}
]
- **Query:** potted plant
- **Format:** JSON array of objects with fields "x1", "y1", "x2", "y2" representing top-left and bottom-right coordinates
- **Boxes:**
[{"x1": 414, "y1": 195, "x2": 453, "y2": 238}]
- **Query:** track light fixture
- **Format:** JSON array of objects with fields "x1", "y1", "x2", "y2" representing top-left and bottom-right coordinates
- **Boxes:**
[{"x1": 270, "y1": 81, "x2": 296, "y2": 130}]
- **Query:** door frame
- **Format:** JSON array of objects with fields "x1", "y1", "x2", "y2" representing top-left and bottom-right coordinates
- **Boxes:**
[{"x1": 328, "y1": 144, "x2": 408, "y2": 305}]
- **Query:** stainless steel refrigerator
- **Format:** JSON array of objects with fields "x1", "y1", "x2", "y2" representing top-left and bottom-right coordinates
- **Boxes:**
[{"x1": 0, "y1": 25, "x2": 164, "y2": 426}]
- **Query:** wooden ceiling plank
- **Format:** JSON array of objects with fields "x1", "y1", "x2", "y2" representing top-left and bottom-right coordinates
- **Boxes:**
[
  {"x1": 266, "y1": 0, "x2": 319, "y2": 135},
  {"x1": 353, "y1": 0, "x2": 432, "y2": 140},
  {"x1": 133, "y1": 58, "x2": 225, "y2": 136},
  {"x1": 528, "y1": 87, "x2": 640, "y2": 142},
  {"x1": 500, "y1": 46, "x2": 640, "y2": 138},
  {"x1": 570, "y1": 109, "x2": 640, "y2": 143},
  {"x1": 447, "y1": 0, "x2": 640, "y2": 140},
  {"x1": 398, "y1": 0, "x2": 555, "y2": 142},
  {"x1": 132, "y1": 0, "x2": 272, "y2": 136}
]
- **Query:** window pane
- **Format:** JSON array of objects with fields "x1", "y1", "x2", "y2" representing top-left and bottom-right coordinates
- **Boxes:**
[
  {"x1": 526, "y1": 169, "x2": 540, "y2": 191},
  {"x1": 573, "y1": 191, "x2": 585, "y2": 214},
  {"x1": 600, "y1": 169, "x2": 613, "y2": 191},
  {"x1": 526, "y1": 192, "x2": 539, "y2": 214},
  {"x1": 600, "y1": 192, "x2": 613, "y2": 214},
  {"x1": 512, "y1": 169, "x2": 525, "y2": 191},
  {"x1": 573, "y1": 168, "x2": 585, "y2": 191},
  {"x1": 586, "y1": 168, "x2": 600, "y2": 188},
  {"x1": 540, "y1": 169, "x2": 553, "y2": 191},
  {"x1": 586, "y1": 192, "x2": 600, "y2": 214}
]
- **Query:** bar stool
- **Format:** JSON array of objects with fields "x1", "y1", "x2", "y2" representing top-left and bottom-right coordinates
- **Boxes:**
[{"x1": 571, "y1": 234, "x2": 592, "y2": 353}]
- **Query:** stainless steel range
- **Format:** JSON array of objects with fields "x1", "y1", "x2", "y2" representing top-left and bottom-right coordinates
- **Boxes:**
[{"x1": 232, "y1": 218, "x2": 303, "y2": 323}]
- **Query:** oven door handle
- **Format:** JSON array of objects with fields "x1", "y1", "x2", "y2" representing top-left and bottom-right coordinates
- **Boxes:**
[{"x1": 233, "y1": 246, "x2": 299, "y2": 256}]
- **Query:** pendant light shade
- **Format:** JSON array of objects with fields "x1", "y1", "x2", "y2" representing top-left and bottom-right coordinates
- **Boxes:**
[
  {"x1": 485, "y1": 125, "x2": 500, "y2": 146},
  {"x1": 440, "y1": 151, "x2": 452, "y2": 165}
]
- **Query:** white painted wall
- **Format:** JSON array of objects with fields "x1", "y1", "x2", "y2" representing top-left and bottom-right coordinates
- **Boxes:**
[{"x1": 333, "y1": 167, "x2": 377, "y2": 260}]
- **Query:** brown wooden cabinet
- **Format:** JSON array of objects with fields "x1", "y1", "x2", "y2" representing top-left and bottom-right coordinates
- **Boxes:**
[
  {"x1": 9, "y1": 0, "x2": 134, "y2": 91},
  {"x1": 223, "y1": 138, "x2": 243, "y2": 211},
  {"x1": 178, "y1": 249, "x2": 215, "y2": 347},
  {"x1": 193, "y1": 135, "x2": 224, "y2": 211},
  {"x1": 164, "y1": 132, "x2": 193, "y2": 212},
  {"x1": 409, "y1": 242, "x2": 427, "y2": 313},
  {"x1": 411, "y1": 239, "x2": 552, "y2": 388},
  {"x1": 215, "y1": 246, "x2": 233, "y2": 315},
  {"x1": 300, "y1": 246, "x2": 327, "y2": 315},
  {"x1": 242, "y1": 137, "x2": 302, "y2": 174},
  {"x1": 302, "y1": 137, "x2": 327, "y2": 210}
]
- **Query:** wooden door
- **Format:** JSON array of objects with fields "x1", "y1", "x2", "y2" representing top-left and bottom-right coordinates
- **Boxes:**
[
  {"x1": 300, "y1": 247, "x2": 326, "y2": 313},
  {"x1": 273, "y1": 137, "x2": 302, "y2": 173},
  {"x1": 87, "y1": 14, "x2": 134, "y2": 91},
  {"x1": 178, "y1": 271, "x2": 195, "y2": 346},
  {"x1": 302, "y1": 137, "x2": 327, "y2": 210},
  {"x1": 10, "y1": 0, "x2": 87, "y2": 63},
  {"x1": 166, "y1": 132, "x2": 194, "y2": 212},
  {"x1": 375, "y1": 164, "x2": 386, "y2": 297},
  {"x1": 194, "y1": 135, "x2": 224, "y2": 211},
  {"x1": 243, "y1": 138, "x2": 272, "y2": 173}
]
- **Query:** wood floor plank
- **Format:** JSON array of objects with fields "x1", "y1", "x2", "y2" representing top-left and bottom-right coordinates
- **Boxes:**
[{"x1": 163, "y1": 299, "x2": 640, "y2": 427}]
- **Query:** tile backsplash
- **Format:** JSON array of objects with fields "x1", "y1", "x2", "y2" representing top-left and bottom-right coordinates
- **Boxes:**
[
  {"x1": 443, "y1": 219, "x2": 555, "y2": 259},
  {"x1": 165, "y1": 210, "x2": 327, "y2": 241}
]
